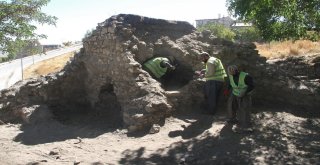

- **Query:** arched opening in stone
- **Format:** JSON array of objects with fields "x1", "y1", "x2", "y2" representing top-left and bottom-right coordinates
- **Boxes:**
[
  {"x1": 140, "y1": 48, "x2": 195, "y2": 91},
  {"x1": 49, "y1": 83, "x2": 122, "y2": 131},
  {"x1": 160, "y1": 62, "x2": 194, "y2": 91},
  {"x1": 141, "y1": 56, "x2": 194, "y2": 91},
  {"x1": 94, "y1": 83, "x2": 123, "y2": 128}
]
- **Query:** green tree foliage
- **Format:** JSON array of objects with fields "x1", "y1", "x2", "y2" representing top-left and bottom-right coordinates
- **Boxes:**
[
  {"x1": 62, "y1": 41, "x2": 72, "y2": 47},
  {"x1": 305, "y1": 31, "x2": 320, "y2": 41},
  {"x1": 0, "y1": 0, "x2": 57, "y2": 59},
  {"x1": 83, "y1": 29, "x2": 94, "y2": 40},
  {"x1": 233, "y1": 26, "x2": 263, "y2": 43},
  {"x1": 197, "y1": 23, "x2": 236, "y2": 41},
  {"x1": 227, "y1": 0, "x2": 320, "y2": 41},
  {"x1": 17, "y1": 39, "x2": 42, "y2": 57}
]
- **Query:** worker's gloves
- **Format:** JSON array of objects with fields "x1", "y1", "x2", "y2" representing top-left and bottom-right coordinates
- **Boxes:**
[
  {"x1": 194, "y1": 71, "x2": 205, "y2": 78},
  {"x1": 194, "y1": 71, "x2": 201, "y2": 75}
]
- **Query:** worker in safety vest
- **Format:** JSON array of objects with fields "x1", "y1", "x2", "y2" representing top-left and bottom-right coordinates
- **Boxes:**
[
  {"x1": 143, "y1": 57, "x2": 176, "y2": 80},
  {"x1": 195, "y1": 52, "x2": 227, "y2": 115},
  {"x1": 226, "y1": 65, "x2": 254, "y2": 133}
]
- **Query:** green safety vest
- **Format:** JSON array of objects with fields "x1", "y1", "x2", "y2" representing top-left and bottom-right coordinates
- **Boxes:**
[
  {"x1": 143, "y1": 57, "x2": 169, "y2": 78},
  {"x1": 229, "y1": 72, "x2": 248, "y2": 96},
  {"x1": 205, "y1": 57, "x2": 227, "y2": 81}
]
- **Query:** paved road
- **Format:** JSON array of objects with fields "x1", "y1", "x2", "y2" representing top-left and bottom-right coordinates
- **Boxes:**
[{"x1": 0, "y1": 45, "x2": 82, "y2": 91}]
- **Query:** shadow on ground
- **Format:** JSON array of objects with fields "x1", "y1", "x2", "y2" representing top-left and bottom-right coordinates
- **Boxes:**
[
  {"x1": 119, "y1": 108, "x2": 320, "y2": 165},
  {"x1": 13, "y1": 104, "x2": 123, "y2": 145}
]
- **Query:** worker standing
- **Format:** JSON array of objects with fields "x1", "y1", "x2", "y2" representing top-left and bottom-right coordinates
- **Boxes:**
[
  {"x1": 195, "y1": 52, "x2": 227, "y2": 115},
  {"x1": 226, "y1": 65, "x2": 254, "y2": 133}
]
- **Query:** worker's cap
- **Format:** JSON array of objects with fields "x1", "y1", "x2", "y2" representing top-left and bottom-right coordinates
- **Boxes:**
[
  {"x1": 227, "y1": 65, "x2": 238, "y2": 74},
  {"x1": 200, "y1": 52, "x2": 210, "y2": 57}
]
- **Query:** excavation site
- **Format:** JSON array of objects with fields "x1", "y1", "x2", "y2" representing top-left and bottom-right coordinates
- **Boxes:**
[{"x1": 0, "y1": 14, "x2": 319, "y2": 164}]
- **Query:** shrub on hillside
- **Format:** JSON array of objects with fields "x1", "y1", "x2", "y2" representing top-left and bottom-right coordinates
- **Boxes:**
[
  {"x1": 233, "y1": 27, "x2": 263, "y2": 43},
  {"x1": 197, "y1": 23, "x2": 236, "y2": 41},
  {"x1": 304, "y1": 31, "x2": 320, "y2": 42},
  {"x1": 62, "y1": 41, "x2": 72, "y2": 47}
]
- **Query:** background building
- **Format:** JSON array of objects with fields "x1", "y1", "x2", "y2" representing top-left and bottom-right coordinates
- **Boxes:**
[
  {"x1": 195, "y1": 16, "x2": 234, "y2": 28},
  {"x1": 195, "y1": 16, "x2": 252, "y2": 29}
]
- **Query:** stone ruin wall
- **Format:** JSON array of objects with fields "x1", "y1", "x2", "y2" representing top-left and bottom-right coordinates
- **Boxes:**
[
  {"x1": 260, "y1": 54, "x2": 320, "y2": 111},
  {"x1": 0, "y1": 14, "x2": 319, "y2": 132}
]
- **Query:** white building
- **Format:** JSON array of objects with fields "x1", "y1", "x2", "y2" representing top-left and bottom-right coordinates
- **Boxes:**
[
  {"x1": 195, "y1": 16, "x2": 235, "y2": 28},
  {"x1": 196, "y1": 16, "x2": 252, "y2": 29}
]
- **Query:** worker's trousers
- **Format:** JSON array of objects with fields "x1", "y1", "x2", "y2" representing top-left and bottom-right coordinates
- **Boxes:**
[
  {"x1": 204, "y1": 80, "x2": 223, "y2": 115},
  {"x1": 227, "y1": 94, "x2": 252, "y2": 128}
]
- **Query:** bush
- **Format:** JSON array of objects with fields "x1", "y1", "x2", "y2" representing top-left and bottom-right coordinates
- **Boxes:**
[
  {"x1": 197, "y1": 23, "x2": 236, "y2": 41},
  {"x1": 17, "y1": 40, "x2": 42, "y2": 58},
  {"x1": 0, "y1": 57, "x2": 9, "y2": 63},
  {"x1": 83, "y1": 29, "x2": 94, "y2": 41},
  {"x1": 62, "y1": 41, "x2": 72, "y2": 47},
  {"x1": 304, "y1": 31, "x2": 320, "y2": 41},
  {"x1": 233, "y1": 27, "x2": 263, "y2": 43}
]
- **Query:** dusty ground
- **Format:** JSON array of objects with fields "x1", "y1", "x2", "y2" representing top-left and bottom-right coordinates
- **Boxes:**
[{"x1": 0, "y1": 53, "x2": 319, "y2": 165}]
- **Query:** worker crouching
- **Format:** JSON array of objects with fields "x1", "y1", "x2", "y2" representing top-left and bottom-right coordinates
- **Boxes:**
[{"x1": 143, "y1": 56, "x2": 176, "y2": 81}]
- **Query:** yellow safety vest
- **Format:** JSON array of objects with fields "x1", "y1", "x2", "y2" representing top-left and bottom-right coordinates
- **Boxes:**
[
  {"x1": 205, "y1": 57, "x2": 227, "y2": 81},
  {"x1": 230, "y1": 72, "x2": 248, "y2": 96},
  {"x1": 143, "y1": 57, "x2": 168, "y2": 78}
]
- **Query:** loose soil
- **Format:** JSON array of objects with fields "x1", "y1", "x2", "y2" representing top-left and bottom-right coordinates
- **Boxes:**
[{"x1": 0, "y1": 109, "x2": 319, "y2": 164}]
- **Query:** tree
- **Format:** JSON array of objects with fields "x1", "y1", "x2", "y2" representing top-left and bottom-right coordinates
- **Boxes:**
[
  {"x1": 17, "y1": 39, "x2": 42, "y2": 57},
  {"x1": 0, "y1": 0, "x2": 57, "y2": 59},
  {"x1": 83, "y1": 28, "x2": 94, "y2": 40},
  {"x1": 227, "y1": 0, "x2": 320, "y2": 41},
  {"x1": 62, "y1": 41, "x2": 72, "y2": 47},
  {"x1": 197, "y1": 23, "x2": 236, "y2": 41},
  {"x1": 233, "y1": 27, "x2": 263, "y2": 43}
]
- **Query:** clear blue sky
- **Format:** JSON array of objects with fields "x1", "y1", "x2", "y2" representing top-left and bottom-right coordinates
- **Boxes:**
[{"x1": 36, "y1": 0, "x2": 229, "y2": 45}]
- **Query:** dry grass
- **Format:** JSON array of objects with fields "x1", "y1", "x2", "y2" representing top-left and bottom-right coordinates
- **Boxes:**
[
  {"x1": 255, "y1": 40, "x2": 320, "y2": 59},
  {"x1": 24, "y1": 52, "x2": 75, "y2": 79}
]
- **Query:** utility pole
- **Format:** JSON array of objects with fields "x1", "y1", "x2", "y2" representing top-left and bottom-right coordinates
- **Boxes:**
[
  {"x1": 20, "y1": 53, "x2": 24, "y2": 80},
  {"x1": 33, "y1": 43, "x2": 36, "y2": 64}
]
